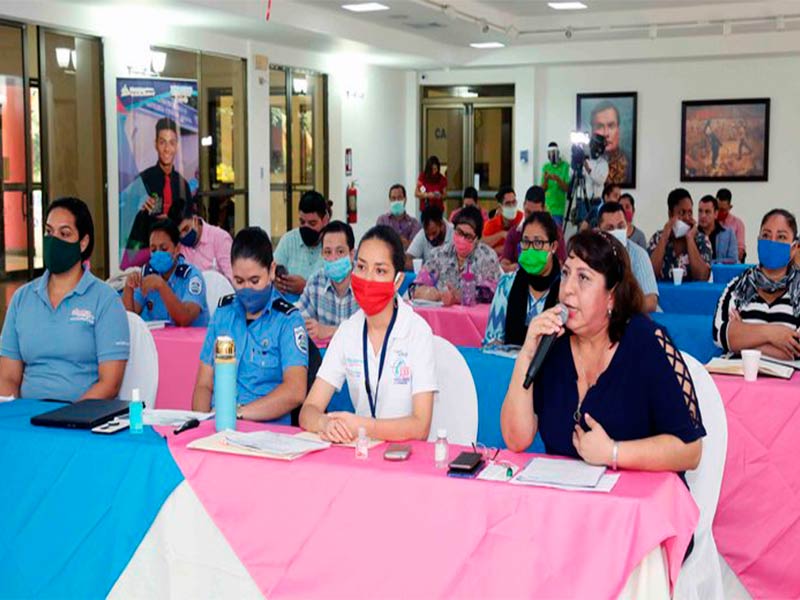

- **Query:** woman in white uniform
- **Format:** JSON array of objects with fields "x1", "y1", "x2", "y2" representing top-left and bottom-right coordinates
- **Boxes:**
[{"x1": 300, "y1": 225, "x2": 438, "y2": 442}]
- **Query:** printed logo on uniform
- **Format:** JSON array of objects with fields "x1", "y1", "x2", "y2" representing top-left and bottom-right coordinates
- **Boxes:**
[
  {"x1": 188, "y1": 276, "x2": 203, "y2": 296},
  {"x1": 294, "y1": 326, "x2": 308, "y2": 354},
  {"x1": 392, "y1": 357, "x2": 411, "y2": 385},
  {"x1": 69, "y1": 308, "x2": 95, "y2": 325},
  {"x1": 345, "y1": 356, "x2": 363, "y2": 378}
]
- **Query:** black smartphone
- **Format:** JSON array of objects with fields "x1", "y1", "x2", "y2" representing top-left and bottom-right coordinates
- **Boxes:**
[
  {"x1": 448, "y1": 451, "x2": 484, "y2": 471},
  {"x1": 275, "y1": 264, "x2": 288, "y2": 278}
]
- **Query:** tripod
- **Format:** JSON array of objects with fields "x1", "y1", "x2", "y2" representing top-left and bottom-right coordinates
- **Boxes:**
[{"x1": 564, "y1": 168, "x2": 590, "y2": 238}]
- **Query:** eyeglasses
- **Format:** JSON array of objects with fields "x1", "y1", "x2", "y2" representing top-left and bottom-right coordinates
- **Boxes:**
[
  {"x1": 455, "y1": 228, "x2": 477, "y2": 243},
  {"x1": 520, "y1": 238, "x2": 551, "y2": 250},
  {"x1": 471, "y1": 442, "x2": 500, "y2": 462}
]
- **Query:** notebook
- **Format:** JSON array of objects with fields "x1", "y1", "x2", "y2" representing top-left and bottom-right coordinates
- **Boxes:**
[
  {"x1": 705, "y1": 357, "x2": 794, "y2": 380},
  {"x1": 30, "y1": 399, "x2": 130, "y2": 429}
]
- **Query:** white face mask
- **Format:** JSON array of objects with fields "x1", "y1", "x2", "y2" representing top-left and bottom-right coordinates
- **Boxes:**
[
  {"x1": 672, "y1": 220, "x2": 691, "y2": 239},
  {"x1": 609, "y1": 228, "x2": 628, "y2": 246},
  {"x1": 502, "y1": 205, "x2": 517, "y2": 220}
]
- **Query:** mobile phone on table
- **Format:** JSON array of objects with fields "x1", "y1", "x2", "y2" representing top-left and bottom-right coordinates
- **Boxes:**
[
  {"x1": 384, "y1": 444, "x2": 412, "y2": 461},
  {"x1": 91, "y1": 417, "x2": 130, "y2": 435}
]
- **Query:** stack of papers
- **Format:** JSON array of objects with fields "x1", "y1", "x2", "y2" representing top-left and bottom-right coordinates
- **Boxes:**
[
  {"x1": 187, "y1": 430, "x2": 331, "y2": 461},
  {"x1": 510, "y1": 457, "x2": 620, "y2": 493},
  {"x1": 143, "y1": 409, "x2": 215, "y2": 426},
  {"x1": 706, "y1": 357, "x2": 794, "y2": 379},
  {"x1": 295, "y1": 430, "x2": 383, "y2": 450}
]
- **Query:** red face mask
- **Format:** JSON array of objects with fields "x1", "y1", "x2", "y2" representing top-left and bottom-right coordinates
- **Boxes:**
[
  {"x1": 351, "y1": 273, "x2": 397, "y2": 316},
  {"x1": 623, "y1": 208, "x2": 634, "y2": 223}
]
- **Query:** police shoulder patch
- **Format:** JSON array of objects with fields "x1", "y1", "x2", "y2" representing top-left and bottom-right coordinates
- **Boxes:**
[
  {"x1": 218, "y1": 293, "x2": 235, "y2": 308},
  {"x1": 294, "y1": 325, "x2": 308, "y2": 355},
  {"x1": 188, "y1": 276, "x2": 203, "y2": 296},
  {"x1": 175, "y1": 263, "x2": 191, "y2": 278},
  {"x1": 272, "y1": 298, "x2": 298, "y2": 315}
]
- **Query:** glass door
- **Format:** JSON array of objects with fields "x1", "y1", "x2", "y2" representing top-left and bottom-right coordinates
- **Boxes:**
[
  {"x1": 269, "y1": 65, "x2": 328, "y2": 242},
  {"x1": 0, "y1": 22, "x2": 33, "y2": 278}
]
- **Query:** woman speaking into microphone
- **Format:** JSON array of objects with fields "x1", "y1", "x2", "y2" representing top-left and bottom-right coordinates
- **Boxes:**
[
  {"x1": 501, "y1": 231, "x2": 704, "y2": 477},
  {"x1": 300, "y1": 225, "x2": 438, "y2": 443}
]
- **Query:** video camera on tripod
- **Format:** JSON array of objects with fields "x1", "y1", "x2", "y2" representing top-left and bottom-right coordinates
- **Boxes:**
[{"x1": 565, "y1": 132, "x2": 607, "y2": 229}]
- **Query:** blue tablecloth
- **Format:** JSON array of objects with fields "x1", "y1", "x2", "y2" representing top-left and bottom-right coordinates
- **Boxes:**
[
  {"x1": 657, "y1": 281, "x2": 726, "y2": 315},
  {"x1": 712, "y1": 263, "x2": 754, "y2": 286},
  {"x1": 651, "y1": 312, "x2": 721, "y2": 364},
  {"x1": 0, "y1": 400, "x2": 183, "y2": 598}
]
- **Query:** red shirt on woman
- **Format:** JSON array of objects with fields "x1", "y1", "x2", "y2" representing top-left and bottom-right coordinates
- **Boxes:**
[{"x1": 416, "y1": 173, "x2": 447, "y2": 212}]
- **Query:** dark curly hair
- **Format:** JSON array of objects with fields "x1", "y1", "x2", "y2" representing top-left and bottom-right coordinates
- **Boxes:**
[{"x1": 567, "y1": 230, "x2": 644, "y2": 343}]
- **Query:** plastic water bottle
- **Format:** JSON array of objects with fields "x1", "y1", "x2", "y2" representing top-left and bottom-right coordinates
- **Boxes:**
[
  {"x1": 129, "y1": 388, "x2": 143, "y2": 435},
  {"x1": 214, "y1": 336, "x2": 238, "y2": 432},
  {"x1": 461, "y1": 264, "x2": 477, "y2": 307},
  {"x1": 434, "y1": 428, "x2": 449, "y2": 469},
  {"x1": 355, "y1": 426, "x2": 369, "y2": 460}
]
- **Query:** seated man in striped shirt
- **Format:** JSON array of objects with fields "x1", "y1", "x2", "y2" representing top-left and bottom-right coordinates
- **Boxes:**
[
  {"x1": 296, "y1": 221, "x2": 359, "y2": 346},
  {"x1": 713, "y1": 209, "x2": 800, "y2": 360}
]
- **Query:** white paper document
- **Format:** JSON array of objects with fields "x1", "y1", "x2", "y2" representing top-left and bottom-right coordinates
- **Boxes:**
[
  {"x1": 223, "y1": 430, "x2": 330, "y2": 457},
  {"x1": 511, "y1": 472, "x2": 621, "y2": 493},
  {"x1": 145, "y1": 320, "x2": 169, "y2": 330},
  {"x1": 513, "y1": 457, "x2": 606, "y2": 488},
  {"x1": 143, "y1": 409, "x2": 215, "y2": 426},
  {"x1": 411, "y1": 299, "x2": 444, "y2": 308}
]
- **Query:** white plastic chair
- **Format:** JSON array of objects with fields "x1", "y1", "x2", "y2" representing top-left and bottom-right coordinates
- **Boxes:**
[
  {"x1": 674, "y1": 351, "x2": 728, "y2": 600},
  {"x1": 119, "y1": 312, "x2": 159, "y2": 409},
  {"x1": 428, "y1": 336, "x2": 478, "y2": 445},
  {"x1": 203, "y1": 270, "x2": 234, "y2": 318}
]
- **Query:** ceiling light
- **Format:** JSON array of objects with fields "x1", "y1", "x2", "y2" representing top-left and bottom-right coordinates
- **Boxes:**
[
  {"x1": 548, "y1": 2, "x2": 587, "y2": 10},
  {"x1": 342, "y1": 2, "x2": 389, "y2": 12},
  {"x1": 470, "y1": 41, "x2": 505, "y2": 49}
]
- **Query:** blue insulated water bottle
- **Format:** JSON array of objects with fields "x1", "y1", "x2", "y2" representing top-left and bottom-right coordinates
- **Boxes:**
[{"x1": 214, "y1": 336, "x2": 238, "y2": 432}]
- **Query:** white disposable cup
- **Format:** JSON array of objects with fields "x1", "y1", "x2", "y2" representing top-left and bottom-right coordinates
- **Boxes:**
[
  {"x1": 412, "y1": 258, "x2": 423, "y2": 274},
  {"x1": 741, "y1": 349, "x2": 761, "y2": 382},
  {"x1": 671, "y1": 268, "x2": 684, "y2": 286}
]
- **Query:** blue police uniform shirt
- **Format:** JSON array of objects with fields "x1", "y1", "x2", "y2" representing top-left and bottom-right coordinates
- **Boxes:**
[
  {"x1": 200, "y1": 286, "x2": 308, "y2": 424},
  {"x1": 134, "y1": 255, "x2": 209, "y2": 327},
  {"x1": 0, "y1": 268, "x2": 130, "y2": 401}
]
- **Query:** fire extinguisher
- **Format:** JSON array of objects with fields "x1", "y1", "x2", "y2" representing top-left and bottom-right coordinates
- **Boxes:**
[{"x1": 346, "y1": 180, "x2": 358, "y2": 224}]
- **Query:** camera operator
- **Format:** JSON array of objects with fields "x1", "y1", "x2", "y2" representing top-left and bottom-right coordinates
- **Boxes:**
[{"x1": 579, "y1": 133, "x2": 609, "y2": 231}]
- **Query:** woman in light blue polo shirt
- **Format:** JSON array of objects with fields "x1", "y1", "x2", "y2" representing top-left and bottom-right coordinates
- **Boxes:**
[
  {"x1": 122, "y1": 220, "x2": 209, "y2": 327},
  {"x1": 0, "y1": 197, "x2": 130, "y2": 401}
]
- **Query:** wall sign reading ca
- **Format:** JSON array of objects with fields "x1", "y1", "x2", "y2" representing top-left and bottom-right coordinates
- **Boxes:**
[{"x1": 117, "y1": 78, "x2": 199, "y2": 268}]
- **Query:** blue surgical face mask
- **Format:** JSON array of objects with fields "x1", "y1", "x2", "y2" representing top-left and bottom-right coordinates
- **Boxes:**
[
  {"x1": 149, "y1": 250, "x2": 175, "y2": 275},
  {"x1": 390, "y1": 200, "x2": 405, "y2": 217},
  {"x1": 324, "y1": 255, "x2": 353, "y2": 283},
  {"x1": 758, "y1": 238, "x2": 792, "y2": 270},
  {"x1": 236, "y1": 284, "x2": 272, "y2": 314}
]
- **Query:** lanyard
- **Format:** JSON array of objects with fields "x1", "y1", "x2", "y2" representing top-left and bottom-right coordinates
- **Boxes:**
[{"x1": 362, "y1": 303, "x2": 398, "y2": 419}]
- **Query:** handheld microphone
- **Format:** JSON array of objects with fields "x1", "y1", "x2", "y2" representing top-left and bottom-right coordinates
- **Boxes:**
[{"x1": 523, "y1": 304, "x2": 568, "y2": 390}]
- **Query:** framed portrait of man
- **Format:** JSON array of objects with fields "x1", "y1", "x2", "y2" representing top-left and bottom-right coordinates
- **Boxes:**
[
  {"x1": 680, "y1": 98, "x2": 770, "y2": 182},
  {"x1": 577, "y1": 92, "x2": 638, "y2": 188}
]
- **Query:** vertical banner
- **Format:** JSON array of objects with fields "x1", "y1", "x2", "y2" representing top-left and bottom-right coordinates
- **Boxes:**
[{"x1": 116, "y1": 78, "x2": 199, "y2": 268}]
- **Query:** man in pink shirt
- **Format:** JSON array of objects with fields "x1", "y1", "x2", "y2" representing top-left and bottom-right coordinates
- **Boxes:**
[
  {"x1": 177, "y1": 204, "x2": 233, "y2": 281},
  {"x1": 716, "y1": 188, "x2": 746, "y2": 262}
]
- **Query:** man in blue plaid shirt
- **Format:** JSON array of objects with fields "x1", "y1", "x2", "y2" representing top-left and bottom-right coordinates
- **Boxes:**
[{"x1": 296, "y1": 221, "x2": 359, "y2": 345}]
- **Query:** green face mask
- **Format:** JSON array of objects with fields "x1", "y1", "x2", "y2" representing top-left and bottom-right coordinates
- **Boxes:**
[
  {"x1": 518, "y1": 247, "x2": 549, "y2": 275},
  {"x1": 44, "y1": 235, "x2": 83, "y2": 275}
]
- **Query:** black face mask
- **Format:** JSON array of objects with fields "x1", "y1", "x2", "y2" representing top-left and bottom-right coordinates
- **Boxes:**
[
  {"x1": 426, "y1": 230, "x2": 445, "y2": 247},
  {"x1": 299, "y1": 226, "x2": 320, "y2": 247},
  {"x1": 525, "y1": 261, "x2": 559, "y2": 291}
]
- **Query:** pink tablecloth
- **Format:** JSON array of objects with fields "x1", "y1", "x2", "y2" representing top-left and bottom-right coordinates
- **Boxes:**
[
  {"x1": 712, "y1": 373, "x2": 800, "y2": 600},
  {"x1": 413, "y1": 304, "x2": 490, "y2": 347},
  {"x1": 151, "y1": 327, "x2": 206, "y2": 409},
  {"x1": 166, "y1": 420, "x2": 698, "y2": 599}
]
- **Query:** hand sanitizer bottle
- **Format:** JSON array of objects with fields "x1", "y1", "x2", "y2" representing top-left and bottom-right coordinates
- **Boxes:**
[
  {"x1": 434, "y1": 428, "x2": 449, "y2": 468},
  {"x1": 355, "y1": 426, "x2": 369, "y2": 460},
  {"x1": 129, "y1": 388, "x2": 143, "y2": 435}
]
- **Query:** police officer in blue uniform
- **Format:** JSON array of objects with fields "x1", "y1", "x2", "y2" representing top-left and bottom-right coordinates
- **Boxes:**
[
  {"x1": 122, "y1": 220, "x2": 209, "y2": 327},
  {"x1": 0, "y1": 197, "x2": 130, "y2": 401},
  {"x1": 192, "y1": 227, "x2": 308, "y2": 424}
]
